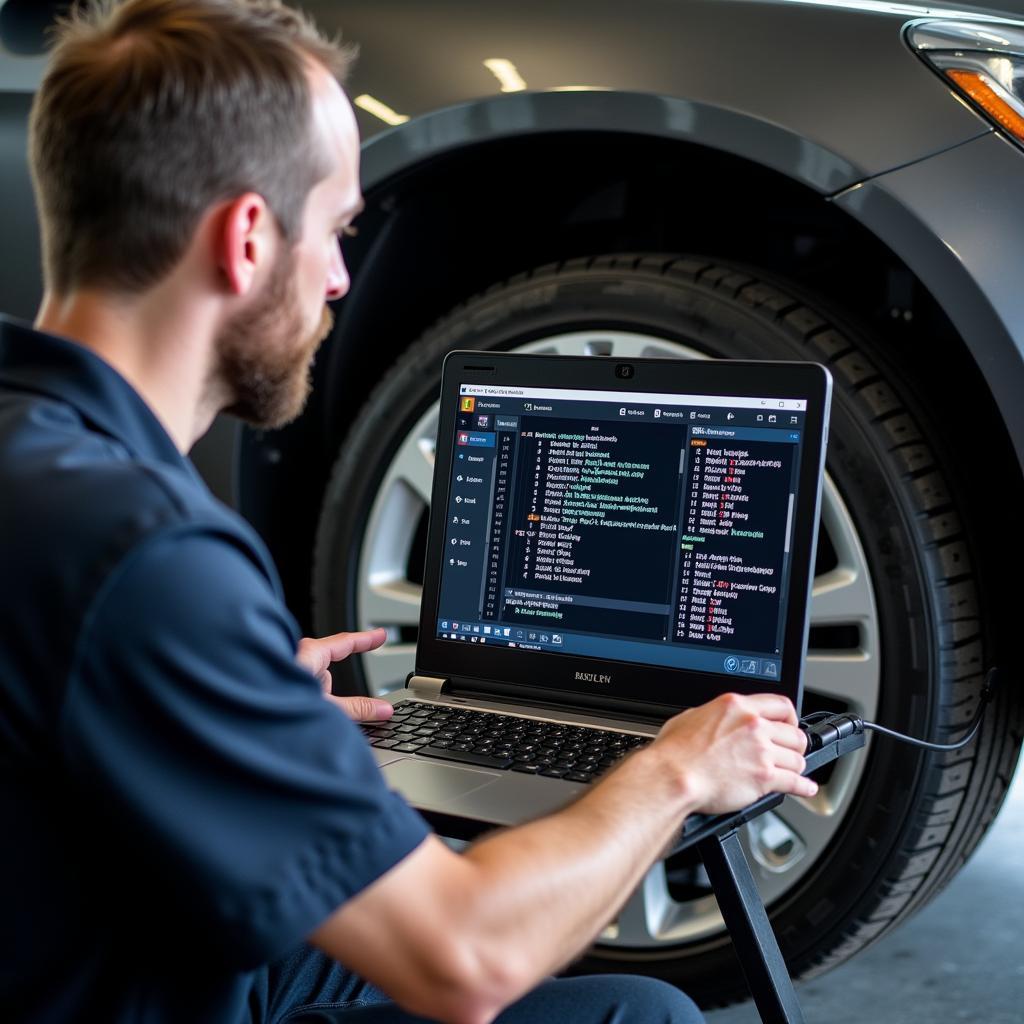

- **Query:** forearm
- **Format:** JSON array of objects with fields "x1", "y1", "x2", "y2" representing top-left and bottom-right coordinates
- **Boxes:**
[
  {"x1": 456, "y1": 746, "x2": 698, "y2": 991},
  {"x1": 312, "y1": 747, "x2": 696, "y2": 1024}
]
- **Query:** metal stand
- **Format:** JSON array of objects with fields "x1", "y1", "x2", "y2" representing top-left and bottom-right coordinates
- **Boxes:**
[
  {"x1": 667, "y1": 730, "x2": 866, "y2": 1023},
  {"x1": 698, "y1": 828, "x2": 806, "y2": 1023}
]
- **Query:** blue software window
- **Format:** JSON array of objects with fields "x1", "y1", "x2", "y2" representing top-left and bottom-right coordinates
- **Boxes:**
[{"x1": 436, "y1": 386, "x2": 806, "y2": 681}]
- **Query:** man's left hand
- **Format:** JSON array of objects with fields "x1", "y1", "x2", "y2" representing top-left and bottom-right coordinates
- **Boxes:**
[{"x1": 296, "y1": 628, "x2": 394, "y2": 723}]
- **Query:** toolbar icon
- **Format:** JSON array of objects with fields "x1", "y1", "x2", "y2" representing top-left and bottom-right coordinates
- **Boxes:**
[{"x1": 460, "y1": 397, "x2": 475, "y2": 412}]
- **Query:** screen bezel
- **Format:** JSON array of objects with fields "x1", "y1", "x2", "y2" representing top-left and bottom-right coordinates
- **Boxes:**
[{"x1": 415, "y1": 351, "x2": 831, "y2": 714}]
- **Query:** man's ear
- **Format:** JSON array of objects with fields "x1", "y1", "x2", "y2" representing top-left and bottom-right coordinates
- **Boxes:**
[{"x1": 217, "y1": 193, "x2": 275, "y2": 297}]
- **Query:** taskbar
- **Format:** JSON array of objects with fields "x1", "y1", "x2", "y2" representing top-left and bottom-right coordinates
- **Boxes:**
[{"x1": 435, "y1": 618, "x2": 781, "y2": 681}]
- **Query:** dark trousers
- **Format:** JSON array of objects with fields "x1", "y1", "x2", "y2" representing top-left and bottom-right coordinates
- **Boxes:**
[{"x1": 251, "y1": 945, "x2": 704, "y2": 1024}]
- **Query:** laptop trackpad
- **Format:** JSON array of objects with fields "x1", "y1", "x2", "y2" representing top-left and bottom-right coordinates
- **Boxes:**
[{"x1": 382, "y1": 758, "x2": 502, "y2": 802}]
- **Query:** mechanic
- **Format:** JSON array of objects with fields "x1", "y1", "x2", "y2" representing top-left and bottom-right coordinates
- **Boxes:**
[{"x1": 0, "y1": 2, "x2": 818, "y2": 1022}]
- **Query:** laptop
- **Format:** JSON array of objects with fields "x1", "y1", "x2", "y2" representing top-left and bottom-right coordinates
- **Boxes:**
[{"x1": 365, "y1": 352, "x2": 832, "y2": 830}]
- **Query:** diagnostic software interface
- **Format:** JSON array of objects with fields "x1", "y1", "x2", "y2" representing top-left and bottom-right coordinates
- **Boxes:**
[{"x1": 434, "y1": 383, "x2": 810, "y2": 681}]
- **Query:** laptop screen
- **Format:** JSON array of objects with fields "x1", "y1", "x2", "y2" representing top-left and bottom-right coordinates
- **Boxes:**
[{"x1": 432, "y1": 378, "x2": 811, "y2": 686}]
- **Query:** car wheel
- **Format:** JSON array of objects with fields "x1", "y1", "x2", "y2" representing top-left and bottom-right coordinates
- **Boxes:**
[{"x1": 312, "y1": 254, "x2": 1020, "y2": 1005}]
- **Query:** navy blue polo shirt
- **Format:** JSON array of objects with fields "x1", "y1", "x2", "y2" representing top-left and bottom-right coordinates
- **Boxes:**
[{"x1": 0, "y1": 316, "x2": 429, "y2": 1022}]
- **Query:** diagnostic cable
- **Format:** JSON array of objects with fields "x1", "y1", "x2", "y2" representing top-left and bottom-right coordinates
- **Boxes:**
[{"x1": 799, "y1": 667, "x2": 999, "y2": 754}]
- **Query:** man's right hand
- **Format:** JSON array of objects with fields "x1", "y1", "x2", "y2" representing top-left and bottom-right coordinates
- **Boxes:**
[{"x1": 650, "y1": 692, "x2": 817, "y2": 814}]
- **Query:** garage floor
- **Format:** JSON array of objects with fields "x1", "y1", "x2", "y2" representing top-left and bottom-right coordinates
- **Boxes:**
[{"x1": 707, "y1": 760, "x2": 1024, "y2": 1024}]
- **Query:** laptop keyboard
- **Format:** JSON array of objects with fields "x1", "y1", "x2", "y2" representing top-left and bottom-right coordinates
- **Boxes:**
[{"x1": 360, "y1": 701, "x2": 652, "y2": 783}]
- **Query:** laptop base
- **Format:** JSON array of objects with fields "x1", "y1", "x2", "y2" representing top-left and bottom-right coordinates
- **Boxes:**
[{"x1": 414, "y1": 728, "x2": 865, "y2": 1024}]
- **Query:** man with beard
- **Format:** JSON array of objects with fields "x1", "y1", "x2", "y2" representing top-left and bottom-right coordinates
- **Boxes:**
[{"x1": 0, "y1": 2, "x2": 817, "y2": 1023}]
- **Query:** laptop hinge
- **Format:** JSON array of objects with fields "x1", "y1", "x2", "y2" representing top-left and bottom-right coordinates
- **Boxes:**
[
  {"x1": 444, "y1": 676, "x2": 677, "y2": 725},
  {"x1": 408, "y1": 674, "x2": 448, "y2": 698}
]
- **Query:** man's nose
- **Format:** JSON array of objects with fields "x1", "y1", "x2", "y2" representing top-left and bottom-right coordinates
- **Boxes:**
[{"x1": 326, "y1": 236, "x2": 350, "y2": 300}]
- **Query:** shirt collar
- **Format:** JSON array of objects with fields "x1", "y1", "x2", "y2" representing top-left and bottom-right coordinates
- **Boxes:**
[{"x1": 0, "y1": 314, "x2": 198, "y2": 477}]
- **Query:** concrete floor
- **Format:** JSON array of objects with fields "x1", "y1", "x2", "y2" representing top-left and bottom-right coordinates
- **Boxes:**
[{"x1": 707, "y1": 759, "x2": 1024, "y2": 1024}]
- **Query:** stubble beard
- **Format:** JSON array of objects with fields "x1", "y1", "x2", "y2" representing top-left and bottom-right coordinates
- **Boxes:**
[{"x1": 215, "y1": 247, "x2": 334, "y2": 430}]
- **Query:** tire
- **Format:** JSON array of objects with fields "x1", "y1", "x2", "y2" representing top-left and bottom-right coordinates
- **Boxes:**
[{"x1": 312, "y1": 254, "x2": 1022, "y2": 1005}]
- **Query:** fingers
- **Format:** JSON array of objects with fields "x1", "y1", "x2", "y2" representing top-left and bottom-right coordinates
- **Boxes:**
[
  {"x1": 771, "y1": 744, "x2": 807, "y2": 776},
  {"x1": 330, "y1": 694, "x2": 395, "y2": 723},
  {"x1": 295, "y1": 636, "x2": 327, "y2": 679},
  {"x1": 772, "y1": 767, "x2": 818, "y2": 799},
  {"x1": 740, "y1": 693, "x2": 799, "y2": 725},
  {"x1": 314, "y1": 628, "x2": 388, "y2": 663},
  {"x1": 296, "y1": 629, "x2": 389, "y2": 687},
  {"x1": 766, "y1": 719, "x2": 809, "y2": 754},
  {"x1": 760, "y1": 716, "x2": 816, "y2": 795}
]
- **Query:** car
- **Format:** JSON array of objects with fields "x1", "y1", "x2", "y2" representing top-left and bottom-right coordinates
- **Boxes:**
[{"x1": 2, "y1": 0, "x2": 1023, "y2": 1008}]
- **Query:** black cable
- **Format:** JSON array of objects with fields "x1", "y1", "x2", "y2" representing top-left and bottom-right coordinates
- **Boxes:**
[
  {"x1": 861, "y1": 716, "x2": 982, "y2": 752},
  {"x1": 801, "y1": 667, "x2": 999, "y2": 753}
]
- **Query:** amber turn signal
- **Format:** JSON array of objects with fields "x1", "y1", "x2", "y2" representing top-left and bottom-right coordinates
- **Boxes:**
[{"x1": 946, "y1": 68, "x2": 1024, "y2": 143}]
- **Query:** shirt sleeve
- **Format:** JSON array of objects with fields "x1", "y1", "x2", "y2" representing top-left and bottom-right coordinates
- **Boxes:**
[{"x1": 62, "y1": 526, "x2": 429, "y2": 969}]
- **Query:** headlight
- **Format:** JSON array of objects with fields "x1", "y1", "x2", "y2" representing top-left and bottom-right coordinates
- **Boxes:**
[{"x1": 910, "y1": 20, "x2": 1024, "y2": 146}]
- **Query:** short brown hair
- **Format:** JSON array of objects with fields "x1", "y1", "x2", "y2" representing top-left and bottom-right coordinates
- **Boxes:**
[{"x1": 29, "y1": 0, "x2": 356, "y2": 295}]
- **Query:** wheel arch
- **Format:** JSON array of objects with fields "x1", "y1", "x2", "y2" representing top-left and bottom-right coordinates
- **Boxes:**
[{"x1": 239, "y1": 103, "x2": 1022, "y2": 661}]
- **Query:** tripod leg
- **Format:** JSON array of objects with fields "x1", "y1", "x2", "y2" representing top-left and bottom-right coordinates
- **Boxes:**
[{"x1": 698, "y1": 829, "x2": 805, "y2": 1024}]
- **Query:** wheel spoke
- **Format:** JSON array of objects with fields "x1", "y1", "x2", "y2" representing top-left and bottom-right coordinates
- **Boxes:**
[
  {"x1": 811, "y1": 566, "x2": 872, "y2": 627},
  {"x1": 605, "y1": 862, "x2": 723, "y2": 947},
  {"x1": 391, "y1": 435, "x2": 435, "y2": 504},
  {"x1": 362, "y1": 580, "x2": 423, "y2": 628},
  {"x1": 805, "y1": 476, "x2": 880, "y2": 719},
  {"x1": 821, "y1": 475, "x2": 865, "y2": 570},
  {"x1": 771, "y1": 794, "x2": 844, "y2": 851},
  {"x1": 605, "y1": 862, "x2": 672, "y2": 945},
  {"x1": 361, "y1": 643, "x2": 417, "y2": 695},
  {"x1": 804, "y1": 652, "x2": 876, "y2": 714},
  {"x1": 518, "y1": 331, "x2": 705, "y2": 361}
]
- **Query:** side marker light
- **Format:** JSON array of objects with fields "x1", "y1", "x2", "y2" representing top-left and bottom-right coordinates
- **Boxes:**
[{"x1": 946, "y1": 68, "x2": 1024, "y2": 143}]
